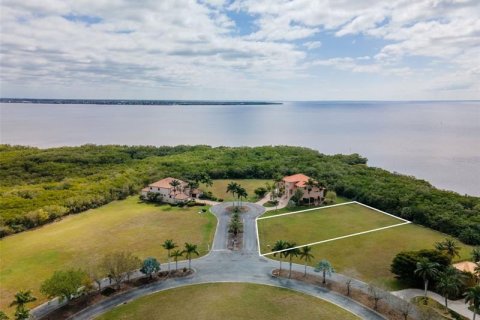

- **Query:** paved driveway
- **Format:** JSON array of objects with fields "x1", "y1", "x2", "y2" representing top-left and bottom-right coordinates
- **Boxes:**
[{"x1": 41, "y1": 202, "x2": 386, "y2": 320}]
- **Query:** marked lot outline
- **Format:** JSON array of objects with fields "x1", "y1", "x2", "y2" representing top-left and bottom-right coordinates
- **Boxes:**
[{"x1": 256, "y1": 201, "x2": 411, "y2": 256}]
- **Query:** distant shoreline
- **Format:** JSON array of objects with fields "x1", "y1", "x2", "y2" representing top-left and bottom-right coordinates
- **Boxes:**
[{"x1": 0, "y1": 98, "x2": 282, "y2": 106}]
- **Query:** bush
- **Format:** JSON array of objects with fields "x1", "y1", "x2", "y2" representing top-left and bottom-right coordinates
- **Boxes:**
[{"x1": 254, "y1": 187, "x2": 268, "y2": 198}]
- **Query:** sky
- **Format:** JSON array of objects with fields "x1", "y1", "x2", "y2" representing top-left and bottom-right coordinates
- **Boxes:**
[{"x1": 1, "y1": 0, "x2": 479, "y2": 100}]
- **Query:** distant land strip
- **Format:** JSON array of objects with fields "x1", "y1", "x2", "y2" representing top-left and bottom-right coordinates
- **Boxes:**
[{"x1": 0, "y1": 98, "x2": 282, "y2": 106}]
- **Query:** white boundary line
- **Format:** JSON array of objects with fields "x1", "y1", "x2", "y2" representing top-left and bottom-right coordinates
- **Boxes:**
[
  {"x1": 257, "y1": 201, "x2": 356, "y2": 220},
  {"x1": 353, "y1": 201, "x2": 409, "y2": 223},
  {"x1": 262, "y1": 221, "x2": 411, "y2": 256}
]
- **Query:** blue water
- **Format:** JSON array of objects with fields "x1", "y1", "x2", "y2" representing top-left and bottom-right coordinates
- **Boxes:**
[{"x1": 1, "y1": 101, "x2": 479, "y2": 196}]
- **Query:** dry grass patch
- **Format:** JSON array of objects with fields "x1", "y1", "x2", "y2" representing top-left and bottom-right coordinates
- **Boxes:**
[{"x1": 0, "y1": 197, "x2": 216, "y2": 313}]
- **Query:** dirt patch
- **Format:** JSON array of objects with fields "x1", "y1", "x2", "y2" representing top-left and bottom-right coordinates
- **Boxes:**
[
  {"x1": 227, "y1": 231, "x2": 243, "y2": 250},
  {"x1": 41, "y1": 269, "x2": 194, "y2": 320},
  {"x1": 273, "y1": 269, "x2": 411, "y2": 320},
  {"x1": 225, "y1": 205, "x2": 249, "y2": 213}
]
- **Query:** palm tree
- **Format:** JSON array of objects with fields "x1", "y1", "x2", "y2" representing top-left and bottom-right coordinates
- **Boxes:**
[
  {"x1": 186, "y1": 181, "x2": 199, "y2": 197},
  {"x1": 183, "y1": 242, "x2": 199, "y2": 270},
  {"x1": 169, "y1": 179, "x2": 181, "y2": 196},
  {"x1": 464, "y1": 285, "x2": 480, "y2": 320},
  {"x1": 315, "y1": 259, "x2": 335, "y2": 284},
  {"x1": 299, "y1": 246, "x2": 314, "y2": 276},
  {"x1": 162, "y1": 239, "x2": 177, "y2": 273},
  {"x1": 435, "y1": 238, "x2": 461, "y2": 260},
  {"x1": 237, "y1": 187, "x2": 247, "y2": 207},
  {"x1": 284, "y1": 242, "x2": 300, "y2": 279},
  {"x1": 10, "y1": 290, "x2": 36, "y2": 320},
  {"x1": 272, "y1": 240, "x2": 288, "y2": 272},
  {"x1": 9, "y1": 290, "x2": 36, "y2": 309},
  {"x1": 170, "y1": 250, "x2": 183, "y2": 271},
  {"x1": 305, "y1": 178, "x2": 316, "y2": 206},
  {"x1": 226, "y1": 182, "x2": 239, "y2": 206},
  {"x1": 415, "y1": 258, "x2": 441, "y2": 298},
  {"x1": 436, "y1": 269, "x2": 463, "y2": 310},
  {"x1": 474, "y1": 263, "x2": 480, "y2": 283}
]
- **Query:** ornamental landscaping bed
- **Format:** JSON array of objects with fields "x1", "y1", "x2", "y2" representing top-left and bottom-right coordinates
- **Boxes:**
[{"x1": 41, "y1": 269, "x2": 194, "y2": 320}]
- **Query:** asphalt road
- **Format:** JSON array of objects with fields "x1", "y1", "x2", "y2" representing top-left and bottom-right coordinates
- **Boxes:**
[{"x1": 40, "y1": 202, "x2": 387, "y2": 320}]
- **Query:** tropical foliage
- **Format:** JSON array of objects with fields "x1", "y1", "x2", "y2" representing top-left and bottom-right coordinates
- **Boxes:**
[{"x1": 1, "y1": 145, "x2": 479, "y2": 244}]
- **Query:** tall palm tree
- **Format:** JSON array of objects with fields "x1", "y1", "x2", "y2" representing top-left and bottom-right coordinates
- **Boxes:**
[
  {"x1": 284, "y1": 242, "x2": 300, "y2": 278},
  {"x1": 169, "y1": 179, "x2": 181, "y2": 196},
  {"x1": 435, "y1": 238, "x2": 461, "y2": 260},
  {"x1": 299, "y1": 246, "x2": 314, "y2": 276},
  {"x1": 272, "y1": 240, "x2": 288, "y2": 272},
  {"x1": 182, "y1": 242, "x2": 199, "y2": 270},
  {"x1": 305, "y1": 178, "x2": 316, "y2": 206},
  {"x1": 314, "y1": 259, "x2": 335, "y2": 284},
  {"x1": 226, "y1": 181, "x2": 239, "y2": 206},
  {"x1": 464, "y1": 285, "x2": 480, "y2": 320},
  {"x1": 436, "y1": 270, "x2": 463, "y2": 310},
  {"x1": 162, "y1": 239, "x2": 177, "y2": 273},
  {"x1": 237, "y1": 187, "x2": 247, "y2": 207},
  {"x1": 415, "y1": 258, "x2": 441, "y2": 298},
  {"x1": 170, "y1": 250, "x2": 183, "y2": 271}
]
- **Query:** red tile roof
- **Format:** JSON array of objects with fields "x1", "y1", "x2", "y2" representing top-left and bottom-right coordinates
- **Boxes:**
[
  {"x1": 283, "y1": 173, "x2": 311, "y2": 183},
  {"x1": 149, "y1": 177, "x2": 186, "y2": 189}
]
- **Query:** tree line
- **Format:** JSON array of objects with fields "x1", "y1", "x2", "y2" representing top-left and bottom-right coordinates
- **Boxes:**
[{"x1": 1, "y1": 145, "x2": 479, "y2": 244}]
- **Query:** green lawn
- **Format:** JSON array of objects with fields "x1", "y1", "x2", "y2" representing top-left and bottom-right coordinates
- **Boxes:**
[
  {"x1": 0, "y1": 197, "x2": 216, "y2": 313},
  {"x1": 258, "y1": 203, "x2": 404, "y2": 253},
  {"x1": 96, "y1": 283, "x2": 360, "y2": 320},
  {"x1": 258, "y1": 203, "x2": 473, "y2": 288},
  {"x1": 261, "y1": 196, "x2": 352, "y2": 217},
  {"x1": 201, "y1": 179, "x2": 271, "y2": 202}
]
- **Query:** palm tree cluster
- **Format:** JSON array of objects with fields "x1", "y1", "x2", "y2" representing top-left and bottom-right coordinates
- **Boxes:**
[
  {"x1": 162, "y1": 239, "x2": 200, "y2": 271},
  {"x1": 228, "y1": 211, "x2": 242, "y2": 238},
  {"x1": 271, "y1": 241, "x2": 315, "y2": 279},
  {"x1": 226, "y1": 182, "x2": 248, "y2": 208}
]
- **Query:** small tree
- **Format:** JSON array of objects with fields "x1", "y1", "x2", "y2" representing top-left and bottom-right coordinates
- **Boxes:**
[
  {"x1": 85, "y1": 262, "x2": 105, "y2": 292},
  {"x1": 345, "y1": 278, "x2": 353, "y2": 296},
  {"x1": 9, "y1": 290, "x2": 36, "y2": 320},
  {"x1": 324, "y1": 191, "x2": 337, "y2": 205},
  {"x1": 140, "y1": 257, "x2": 160, "y2": 279},
  {"x1": 399, "y1": 300, "x2": 414, "y2": 320},
  {"x1": 101, "y1": 252, "x2": 141, "y2": 289},
  {"x1": 414, "y1": 258, "x2": 440, "y2": 298},
  {"x1": 436, "y1": 268, "x2": 463, "y2": 310},
  {"x1": 40, "y1": 269, "x2": 88, "y2": 302},
  {"x1": 254, "y1": 187, "x2": 268, "y2": 199},
  {"x1": 368, "y1": 284, "x2": 384, "y2": 310},
  {"x1": 170, "y1": 250, "x2": 183, "y2": 271},
  {"x1": 0, "y1": 311, "x2": 8, "y2": 320},
  {"x1": 314, "y1": 259, "x2": 335, "y2": 284}
]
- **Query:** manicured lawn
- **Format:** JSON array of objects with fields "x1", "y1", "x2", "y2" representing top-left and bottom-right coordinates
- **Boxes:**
[
  {"x1": 201, "y1": 179, "x2": 271, "y2": 202},
  {"x1": 0, "y1": 197, "x2": 216, "y2": 313},
  {"x1": 96, "y1": 283, "x2": 360, "y2": 320},
  {"x1": 258, "y1": 203, "x2": 473, "y2": 288},
  {"x1": 258, "y1": 203, "x2": 405, "y2": 253},
  {"x1": 261, "y1": 196, "x2": 351, "y2": 217}
]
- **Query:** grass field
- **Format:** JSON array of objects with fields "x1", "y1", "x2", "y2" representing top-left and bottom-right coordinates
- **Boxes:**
[
  {"x1": 258, "y1": 203, "x2": 473, "y2": 288},
  {"x1": 96, "y1": 283, "x2": 360, "y2": 320},
  {"x1": 262, "y1": 195, "x2": 351, "y2": 217},
  {"x1": 0, "y1": 197, "x2": 216, "y2": 313},
  {"x1": 201, "y1": 179, "x2": 271, "y2": 201}
]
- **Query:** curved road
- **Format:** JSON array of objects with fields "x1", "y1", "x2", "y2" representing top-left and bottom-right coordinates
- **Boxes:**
[{"x1": 68, "y1": 202, "x2": 385, "y2": 320}]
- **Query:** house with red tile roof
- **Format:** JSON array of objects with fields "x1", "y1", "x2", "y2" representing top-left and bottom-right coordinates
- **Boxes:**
[
  {"x1": 280, "y1": 173, "x2": 325, "y2": 205},
  {"x1": 141, "y1": 177, "x2": 201, "y2": 204}
]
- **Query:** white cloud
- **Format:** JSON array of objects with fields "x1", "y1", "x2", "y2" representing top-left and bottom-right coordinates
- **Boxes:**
[
  {"x1": 0, "y1": 0, "x2": 479, "y2": 99},
  {"x1": 303, "y1": 41, "x2": 321, "y2": 50}
]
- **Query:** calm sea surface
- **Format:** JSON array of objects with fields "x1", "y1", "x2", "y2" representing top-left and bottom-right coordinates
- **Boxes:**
[{"x1": 1, "y1": 101, "x2": 479, "y2": 196}]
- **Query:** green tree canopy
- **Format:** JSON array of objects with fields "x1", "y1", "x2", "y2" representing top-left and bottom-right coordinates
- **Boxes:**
[{"x1": 40, "y1": 269, "x2": 89, "y2": 302}]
